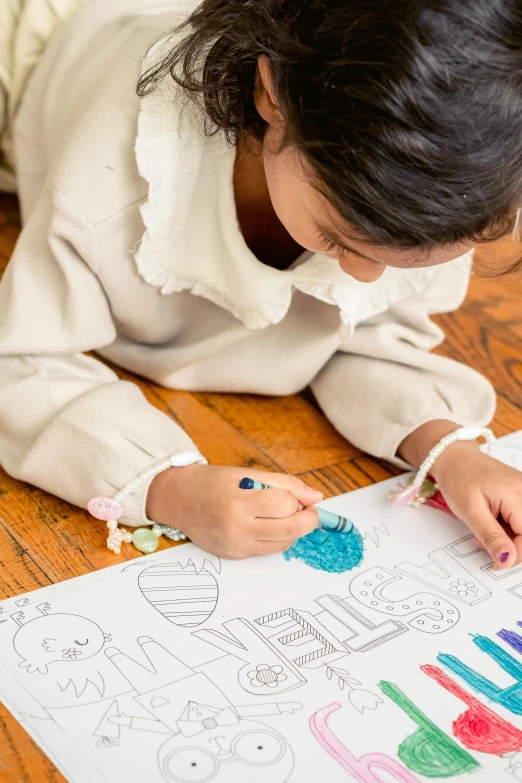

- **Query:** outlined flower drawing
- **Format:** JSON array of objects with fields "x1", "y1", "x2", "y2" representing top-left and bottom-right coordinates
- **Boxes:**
[
  {"x1": 325, "y1": 665, "x2": 383, "y2": 713},
  {"x1": 349, "y1": 689, "x2": 384, "y2": 713},
  {"x1": 247, "y1": 664, "x2": 287, "y2": 688},
  {"x1": 61, "y1": 647, "x2": 82, "y2": 660},
  {"x1": 449, "y1": 578, "x2": 478, "y2": 599}
]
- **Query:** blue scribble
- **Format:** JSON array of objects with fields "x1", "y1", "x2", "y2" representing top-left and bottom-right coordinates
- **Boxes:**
[
  {"x1": 283, "y1": 527, "x2": 364, "y2": 573},
  {"x1": 438, "y1": 635, "x2": 522, "y2": 715}
]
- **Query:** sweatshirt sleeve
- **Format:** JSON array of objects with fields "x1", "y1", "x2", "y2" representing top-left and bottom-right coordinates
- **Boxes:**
[
  {"x1": 311, "y1": 260, "x2": 496, "y2": 468},
  {"x1": 0, "y1": 186, "x2": 202, "y2": 525}
]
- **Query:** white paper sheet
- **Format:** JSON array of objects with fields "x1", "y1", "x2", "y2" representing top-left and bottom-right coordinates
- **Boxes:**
[{"x1": 3, "y1": 432, "x2": 522, "y2": 782}]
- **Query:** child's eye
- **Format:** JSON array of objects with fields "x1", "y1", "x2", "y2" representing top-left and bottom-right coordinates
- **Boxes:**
[
  {"x1": 73, "y1": 639, "x2": 88, "y2": 646},
  {"x1": 317, "y1": 231, "x2": 345, "y2": 255}
]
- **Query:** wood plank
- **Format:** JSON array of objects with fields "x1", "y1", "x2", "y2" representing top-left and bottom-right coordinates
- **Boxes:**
[
  {"x1": 0, "y1": 703, "x2": 66, "y2": 783},
  {"x1": 298, "y1": 456, "x2": 397, "y2": 497},
  {"x1": 0, "y1": 469, "x2": 26, "y2": 496},
  {"x1": 435, "y1": 309, "x2": 522, "y2": 410},
  {"x1": 0, "y1": 493, "x2": 52, "y2": 600},
  {"x1": 0, "y1": 193, "x2": 20, "y2": 275},
  {"x1": 197, "y1": 391, "x2": 361, "y2": 474},
  {"x1": 154, "y1": 389, "x2": 281, "y2": 470},
  {"x1": 493, "y1": 393, "x2": 522, "y2": 435}
]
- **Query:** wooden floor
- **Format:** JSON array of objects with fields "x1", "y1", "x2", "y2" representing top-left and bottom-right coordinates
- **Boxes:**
[{"x1": 1, "y1": 192, "x2": 522, "y2": 781}]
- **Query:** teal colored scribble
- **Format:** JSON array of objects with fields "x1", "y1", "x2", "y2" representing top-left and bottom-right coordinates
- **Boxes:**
[
  {"x1": 283, "y1": 527, "x2": 364, "y2": 573},
  {"x1": 438, "y1": 635, "x2": 522, "y2": 715}
]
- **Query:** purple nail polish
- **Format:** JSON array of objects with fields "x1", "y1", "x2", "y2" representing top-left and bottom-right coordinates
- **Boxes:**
[{"x1": 500, "y1": 551, "x2": 510, "y2": 564}]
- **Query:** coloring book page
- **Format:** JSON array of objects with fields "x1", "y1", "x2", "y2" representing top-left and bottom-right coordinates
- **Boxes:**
[{"x1": 4, "y1": 433, "x2": 522, "y2": 782}]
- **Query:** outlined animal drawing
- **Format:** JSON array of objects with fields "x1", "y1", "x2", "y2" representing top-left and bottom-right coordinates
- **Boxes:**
[{"x1": 12, "y1": 603, "x2": 110, "y2": 674}]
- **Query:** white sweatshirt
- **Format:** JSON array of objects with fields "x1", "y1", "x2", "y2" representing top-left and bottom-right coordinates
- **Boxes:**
[{"x1": 0, "y1": 1, "x2": 495, "y2": 526}]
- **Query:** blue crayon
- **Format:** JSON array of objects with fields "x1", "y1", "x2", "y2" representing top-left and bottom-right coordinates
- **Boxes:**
[{"x1": 239, "y1": 477, "x2": 353, "y2": 533}]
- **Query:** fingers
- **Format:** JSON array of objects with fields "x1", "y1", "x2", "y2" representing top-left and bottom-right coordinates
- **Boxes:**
[
  {"x1": 253, "y1": 507, "x2": 319, "y2": 541},
  {"x1": 463, "y1": 495, "x2": 516, "y2": 569},
  {"x1": 472, "y1": 507, "x2": 522, "y2": 569},
  {"x1": 248, "y1": 471, "x2": 323, "y2": 507},
  {"x1": 498, "y1": 502, "x2": 522, "y2": 567},
  {"x1": 247, "y1": 487, "x2": 301, "y2": 519}
]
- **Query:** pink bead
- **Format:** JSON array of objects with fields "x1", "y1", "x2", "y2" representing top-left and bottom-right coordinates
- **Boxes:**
[
  {"x1": 392, "y1": 485, "x2": 421, "y2": 507},
  {"x1": 87, "y1": 496, "x2": 122, "y2": 521}
]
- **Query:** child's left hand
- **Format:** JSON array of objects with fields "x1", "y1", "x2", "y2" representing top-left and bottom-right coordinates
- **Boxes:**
[{"x1": 431, "y1": 442, "x2": 522, "y2": 570}]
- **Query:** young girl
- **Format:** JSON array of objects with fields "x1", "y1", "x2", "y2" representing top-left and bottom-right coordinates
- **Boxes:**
[{"x1": 1, "y1": 0, "x2": 522, "y2": 565}]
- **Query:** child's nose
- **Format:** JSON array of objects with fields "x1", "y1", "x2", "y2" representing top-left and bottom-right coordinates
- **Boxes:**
[{"x1": 338, "y1": 255, "x2": 386, "y2": 283}]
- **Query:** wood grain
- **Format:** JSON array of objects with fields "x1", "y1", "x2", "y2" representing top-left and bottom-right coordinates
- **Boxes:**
[{"x1": 1, "y1": 192, "x2": 522, "y2": 781}]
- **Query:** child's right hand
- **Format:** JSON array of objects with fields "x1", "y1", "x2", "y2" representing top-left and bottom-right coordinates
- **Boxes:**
[{"x1": 146, "y1": 464, "x2": 322, "y2": 559}]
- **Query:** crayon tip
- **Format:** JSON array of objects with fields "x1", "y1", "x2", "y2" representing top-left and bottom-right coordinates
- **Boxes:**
[{"x1": 239, "y1": 477, "x2": 255, "y2": 490}]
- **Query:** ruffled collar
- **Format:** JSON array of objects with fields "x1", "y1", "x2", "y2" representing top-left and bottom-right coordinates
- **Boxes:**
[{"x1": 134, "y1": 52, "x2": 437, "y2": 330}]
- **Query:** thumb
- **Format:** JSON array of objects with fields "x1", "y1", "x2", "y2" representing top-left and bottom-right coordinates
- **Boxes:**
[
  {"x1": 464, "y1": 496, "x2": 516, "y2": 569},
  {"x1": 251, "y1": 472, "x2": 324, "y2": 506}
]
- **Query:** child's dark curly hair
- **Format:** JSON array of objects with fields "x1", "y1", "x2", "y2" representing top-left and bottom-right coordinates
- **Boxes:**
[{"x1": 138, "y1": 0, "x2": 522, "y2": 253}]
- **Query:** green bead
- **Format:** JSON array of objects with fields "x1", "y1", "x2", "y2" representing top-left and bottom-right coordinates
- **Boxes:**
[
  {"x1": 420, "y1": 479, "x2": 438, "y2": 499},
  {"x1": 132, "y1": 527, "x2": 159, "y2": 554},
  {"x1": 407, "y1": 475, "x2": 437, "y2": 499}
]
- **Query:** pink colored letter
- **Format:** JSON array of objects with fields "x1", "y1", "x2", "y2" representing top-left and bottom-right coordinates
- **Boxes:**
[{"x1": 310, "y1": 703, "x2": 419, "y2": 783}]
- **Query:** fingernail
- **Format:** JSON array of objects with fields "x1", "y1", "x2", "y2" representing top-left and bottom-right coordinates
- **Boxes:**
[{"x1": 500, "y1": 551, "x2": 510, "y2": 564}]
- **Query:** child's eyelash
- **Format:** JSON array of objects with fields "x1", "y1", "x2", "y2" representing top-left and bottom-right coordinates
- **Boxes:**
[
  {"x1": 317, "y1": 231, "x2": 345, "y2": 254},
  {"x1": 317, "y1": 232, "x2": 382, "y2": 267}
]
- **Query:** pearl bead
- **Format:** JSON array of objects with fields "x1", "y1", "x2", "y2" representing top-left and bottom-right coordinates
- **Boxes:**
[
  {"x1": 93, "y1": 452, "x2": 208, "y2": 554},
  {"x1": 455, "y1": 425, "x2": 483, "y2": 441},
  {"x1": 393, "y1": 426, "x2": 497, "y2": 509},
  {"x1": 170, "y1": 451, "x2": 201, "y2": 467}
]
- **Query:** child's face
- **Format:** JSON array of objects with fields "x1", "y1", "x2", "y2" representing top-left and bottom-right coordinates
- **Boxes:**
[
  {"x1": 255, "y1": 57, "x2": 475, "y2": 283},
  {"x1": 263, "y1": 142, "x2": 475, "y2": 282}
]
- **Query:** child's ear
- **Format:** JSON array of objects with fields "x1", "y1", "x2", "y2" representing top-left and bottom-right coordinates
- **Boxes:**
[{"x1": 254, "y1": 55, "x2": 283, "y2": 127}]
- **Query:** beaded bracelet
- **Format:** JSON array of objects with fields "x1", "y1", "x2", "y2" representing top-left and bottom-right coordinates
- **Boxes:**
[
  {"x1": 87, "y1": 451, "x2": 207, "y2": 553},
  {"x1": 389, "y1": 426, "x2": 495, "y2": 507}
]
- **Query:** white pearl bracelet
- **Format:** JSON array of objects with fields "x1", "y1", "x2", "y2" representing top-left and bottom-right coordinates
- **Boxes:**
[
  {"x1": 88, "y1": 451, "x2": 207, "y2": 553},
  {"x1": 391, "y1": 426, "x2": 495, "y2": 507}
]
